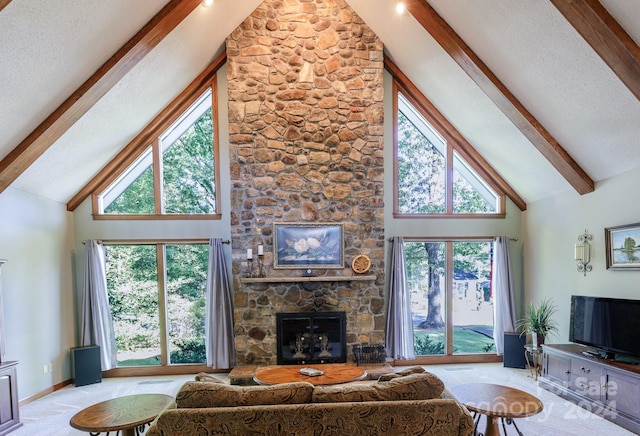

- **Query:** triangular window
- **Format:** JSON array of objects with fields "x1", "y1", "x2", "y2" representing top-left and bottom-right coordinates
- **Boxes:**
[
  {"x1": 96, "y1": 86, "x2": 219, "y2": 218},
  {"x1": 395, "y1": 91, "x2": 502, "y2": 216}
]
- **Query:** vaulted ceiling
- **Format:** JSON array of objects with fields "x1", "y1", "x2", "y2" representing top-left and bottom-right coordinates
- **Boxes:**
[{"x1": 0, "y1": 0, "x2": 639, "y2": 209}]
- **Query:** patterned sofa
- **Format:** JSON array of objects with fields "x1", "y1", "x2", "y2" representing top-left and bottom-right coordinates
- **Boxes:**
[{"x1": 147, "y1": 367, "x2": 474, "y2": 436}]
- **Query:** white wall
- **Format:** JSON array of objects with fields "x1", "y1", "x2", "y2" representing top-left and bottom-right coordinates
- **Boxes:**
[
  {"x1": 0, "y1": 188, "x2": 75, "y2": 400},
  {"x1": 524, "y1": 166, "x2": 640, "y2": 345}
]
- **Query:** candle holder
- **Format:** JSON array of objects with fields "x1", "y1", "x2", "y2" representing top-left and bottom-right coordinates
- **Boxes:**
[
  {"x1": 245, "y1": 259, "x2": 254, "y2": 278},
  {"x1": 257, "y1": 254, "x2": 266, "y2": 278}
]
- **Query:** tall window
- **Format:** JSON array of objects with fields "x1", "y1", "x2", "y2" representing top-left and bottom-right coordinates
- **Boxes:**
[
  {"x1": 104, "y1": 242, "x2": 209, "y2": 366},
  {"x1": 96, "y1": 87, "x2": 219, "y2": 218},
  {"x1": 406, "y1": 240, "x2": 495, "y2": 356},
  {"x1": 395, "y1": 92, "x2": 502, "y2": 216}
]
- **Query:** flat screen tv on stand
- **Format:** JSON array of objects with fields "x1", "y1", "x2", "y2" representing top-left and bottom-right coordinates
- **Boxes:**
[{"x1": 569, "y1": 295, "x2": 640, "y2": 364}]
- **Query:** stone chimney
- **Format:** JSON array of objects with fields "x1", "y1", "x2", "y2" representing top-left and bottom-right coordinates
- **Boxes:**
[{"x1": 227, "y1": 0, "x2": 385, "y2": 365}]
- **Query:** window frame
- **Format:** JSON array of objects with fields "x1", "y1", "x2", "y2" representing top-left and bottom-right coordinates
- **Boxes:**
[
  {"x1": 402, "y1": 236, "x2": 501, "y2": 365},
  {"x1": 101, "y1": 238, "x2": 213, "y2": 377},
  {"x1": 91, "y1": 77, "x2": 222, "y2": 220},
  {"x1": 392, "y1": 79, "x2": 507, "y2": 219}
]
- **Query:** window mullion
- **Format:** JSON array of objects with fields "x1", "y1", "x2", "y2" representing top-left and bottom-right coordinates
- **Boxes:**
[
  {"x1": 446, "y1": 143, "x2": 453, "y2": 214},
  {"x1": 157, "y1": 244, "x2": 169, "y2": 366},
  {"x1": 445, "y1": 241, "x2": 454, "y2": 355},
  {"x1": 153, "y1": 137, "x2": 163, "y2": 214}
]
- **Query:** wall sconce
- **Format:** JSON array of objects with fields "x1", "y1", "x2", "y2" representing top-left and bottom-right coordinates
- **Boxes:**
[{"x1": 574, "y1": 229, "x2": 593, "y2": 276}]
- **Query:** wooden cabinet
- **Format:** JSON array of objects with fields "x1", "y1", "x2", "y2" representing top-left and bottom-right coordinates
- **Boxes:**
[
  {"x1": 542, "y1": 347, "x2": 571, "y2": 385},
  {"x1": 0, "y1": 361, "x2": 21, "y2": 435},
  {"x1": 541, "y1": 344, "x2": 640, "y2": 434}
]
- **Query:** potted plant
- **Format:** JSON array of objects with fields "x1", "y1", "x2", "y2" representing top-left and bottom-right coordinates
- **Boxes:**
[{"x1": 516, "y1": 297, "x2": 558, "y2": 349}]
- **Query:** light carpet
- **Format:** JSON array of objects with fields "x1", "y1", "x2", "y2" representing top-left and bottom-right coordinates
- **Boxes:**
[{"x1": 12, "y1": 363, "x2": 637, "y2": 435}]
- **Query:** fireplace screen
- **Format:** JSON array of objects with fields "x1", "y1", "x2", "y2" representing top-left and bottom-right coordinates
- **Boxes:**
[{"x1": 276, "y1": 311, "x2": 346, "y2": 365}]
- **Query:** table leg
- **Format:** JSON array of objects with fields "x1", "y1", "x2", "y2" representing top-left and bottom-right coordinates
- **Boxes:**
[{"x1": 484, "y1": 416, "x2": 501, "y2": 436}]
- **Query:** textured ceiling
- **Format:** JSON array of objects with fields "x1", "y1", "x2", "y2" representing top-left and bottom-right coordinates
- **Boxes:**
[{"x1": 0, "y1": 0, "x2": 639, "y2": 206}]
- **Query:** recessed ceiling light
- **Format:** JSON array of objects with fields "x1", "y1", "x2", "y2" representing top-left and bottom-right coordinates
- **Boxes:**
[
  {"x1": 396, "y1": 1, "x2": 406, "y2": 14},
  {"x1": 202, "y1": 0, "x2": 213, "y2": 7}
]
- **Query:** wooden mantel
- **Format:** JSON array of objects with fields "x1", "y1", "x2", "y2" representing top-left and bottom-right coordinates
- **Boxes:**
[{"x1": 239, "y1": 275, "x2": 376, "y2": 284}]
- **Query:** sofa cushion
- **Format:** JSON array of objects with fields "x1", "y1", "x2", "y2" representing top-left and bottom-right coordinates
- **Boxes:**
[
  {"x1": 375, "y1": 372, "x2": 444, "y2": 400},
  {"x1": 378, "y1": 365, "x2": 426, "y2": 381},
  {"x1": 312, "y1": 383, "x2": 380, "y2": 403},
  {"x1": 312, "y1": 372, "x2": 444, "y2": 403},
  {"x1": 194, "y1": 372, "x2": 225, "y2": 383},
  {"x1": 176, "y1": 381, "x2": 314, "y2": 408}
]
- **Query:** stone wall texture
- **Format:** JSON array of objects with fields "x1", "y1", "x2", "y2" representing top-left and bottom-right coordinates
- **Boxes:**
[{"x1": 227, "y1": 0, "x2": 385, "y2": 365}]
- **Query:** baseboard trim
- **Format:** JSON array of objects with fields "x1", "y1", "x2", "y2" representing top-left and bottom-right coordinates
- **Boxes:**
[{"x1": 19, "y1": 379, "x2": 72, "y2": 406}]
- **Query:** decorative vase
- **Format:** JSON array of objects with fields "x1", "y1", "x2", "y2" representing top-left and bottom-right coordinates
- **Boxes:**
[{"x1": 531, "y1": 332, "x2": 538, "y2": 349}]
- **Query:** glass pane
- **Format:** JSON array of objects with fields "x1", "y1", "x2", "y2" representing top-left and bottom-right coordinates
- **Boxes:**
[
  {"x1": 166, "y1": 244, "x2": 208, "y2": 364},
  {"x1": 397, "y1": 110, "x2": 446, "y2": 214},
  {"x1": 105, "y1": 245, "x2": 160, "y2": 366},
  {"x1": 103, "y1": 150, "x2": 155, "y2": 214},
  {"x1": 453, "y1": 151, "x2": 497, "y2": 213},
  {"x1": 406, "y1": 241, "x2": 446, "y2": 355},
  {"x1": 162, "y1": 91, "x2": 216, "y2": 214},
  {"x1": 452, "y1": 241, "x2": 495, "y2": 354}
]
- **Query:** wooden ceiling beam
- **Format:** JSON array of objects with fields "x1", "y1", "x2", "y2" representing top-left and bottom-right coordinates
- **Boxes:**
[
  {"x1": 551, "y1": 0, "x2": 640, "y2": 101},
  {"x1": 0, "y1": 1, "x2": 12, "y2": 13},
  {"x1": 405, "y1": 0, "x2": 594, "y2": 195},
  {"x1": 0, "y1": 0, "x2": 202, "y2": 194}
]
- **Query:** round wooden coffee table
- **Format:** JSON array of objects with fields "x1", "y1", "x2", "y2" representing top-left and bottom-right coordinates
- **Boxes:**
[
  {"x1": 70, "y1": 393, "x2": 173, "y2": 436},
  {"x1": 254, "y1": 364, "x2": 367, "y2": 385},
  {"x1": 449, "y1": 383, "x2": 543, "y2": 436}
]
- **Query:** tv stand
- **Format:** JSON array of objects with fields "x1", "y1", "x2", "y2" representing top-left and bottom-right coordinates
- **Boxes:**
[{"x1": 541, "y1": 344, "x2": 640, "y2": 434}]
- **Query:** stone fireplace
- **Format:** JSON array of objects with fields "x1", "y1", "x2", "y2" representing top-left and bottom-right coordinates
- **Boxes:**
[{"x1": 227, "y1": 0, "x2": 385, "y2": 366}]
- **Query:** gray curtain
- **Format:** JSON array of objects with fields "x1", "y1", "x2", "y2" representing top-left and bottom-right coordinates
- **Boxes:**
[
  {"x1": 385, "y1": 237, "x2": 415, "y2": 360},
  {"x1": 0, "y1": 260, "x2": 6, "y2": 362},
  {"x1": 81, "y1": 240, "x2": 117, "y2": 370},
  {"x1": 492, "y1": 236, "x2": 517, "y2": 355},
  {"x1": 205, "y1": 238, "x2": 236, "y2": 369}
]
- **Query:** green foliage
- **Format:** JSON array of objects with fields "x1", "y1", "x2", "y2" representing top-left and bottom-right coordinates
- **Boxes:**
[
  {"x1": 624, "y1": 237, "x2": 636, "y2": 250},
  {"x1": 516, "y1": 297, "x2": 559, "y2": 338},
  {"x1": 163, "y1": 110, "x2": 216, "y2": 214},
  {"x1": 105, "y1": 166, "x2": 155, "y2": 214},
  {"x1": 482, "y1": 342, "x2": 495, "y2": 353},
  {"x1": 397, "y1": 111, "x2": 446, "y2": 214},
  {"x1": 170, "y1": 338, "x2": 206, "y2": 364},
  {"x1": 414, "y1": 334, "x2": 445, "y2": 355},
  {"x1": 452, "y1": 163, "x2": 495, "y2": 213},
  {"x1": 105, "y1": 243, "x2": 209, "y2": 366},
  {"x1": 103, "y1": 103, "x2": 216, "y2": 215},
  {"x1": 397, "y1": 103, "x2": 496, "y2": 215}
]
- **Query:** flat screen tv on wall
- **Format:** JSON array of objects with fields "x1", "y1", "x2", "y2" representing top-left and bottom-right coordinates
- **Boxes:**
[{"x1": 570, "y1": 295, "x2": 640, "y2": 361}]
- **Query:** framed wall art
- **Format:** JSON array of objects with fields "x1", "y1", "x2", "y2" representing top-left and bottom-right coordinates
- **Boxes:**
[
  {"x1": 273, "y1": 222, "x2": 344, "y2": 269},
  {"x1": 605, "y1": 222, "x2": 640, "y2": 270}
]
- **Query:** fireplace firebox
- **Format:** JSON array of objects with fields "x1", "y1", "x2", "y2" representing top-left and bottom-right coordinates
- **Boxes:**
[{"x1": 276, "y1": 311, "x2": 346, "y2": 365}]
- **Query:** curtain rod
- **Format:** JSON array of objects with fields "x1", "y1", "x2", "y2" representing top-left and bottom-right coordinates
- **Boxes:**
[
  {"x1": 83, "y1": 239, "x2": 230, "y2": 245},
  {"x1": 387, "y1": 237, "x2": 518, "y2": 242}
]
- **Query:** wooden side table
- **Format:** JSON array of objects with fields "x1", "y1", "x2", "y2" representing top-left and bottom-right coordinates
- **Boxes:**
[
  {"x1": 449, "y1": 383, "x2": 543, "y2": 436},
  {"x1": 70, "y1": 393, "x2": 172, "y2": 436},
  {"x1": 524, "y1": 345, "x2": 543, "y2": 380}
]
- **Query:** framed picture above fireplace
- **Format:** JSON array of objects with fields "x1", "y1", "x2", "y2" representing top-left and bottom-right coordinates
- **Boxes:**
[{"x1": 273, "y1": 222, "x2": 344, "y2": 269}]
